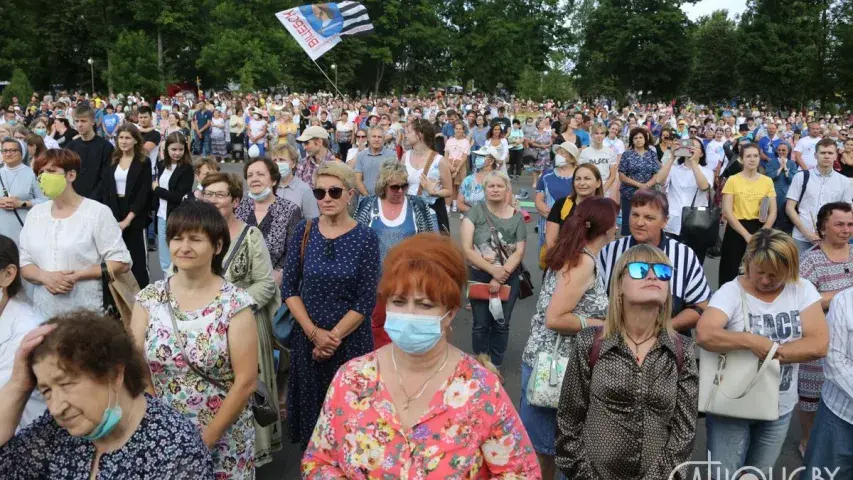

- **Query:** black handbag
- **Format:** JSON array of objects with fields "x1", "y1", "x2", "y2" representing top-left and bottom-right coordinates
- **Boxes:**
[
  {"x1": 164, "y1": 277, "x2": 279, "y2": 428},
  {"x1": 681, "y1": 188, "x2": 722, "y2": 249}
]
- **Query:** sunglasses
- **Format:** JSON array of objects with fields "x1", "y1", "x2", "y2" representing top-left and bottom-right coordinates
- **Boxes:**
[
  {"x1": 356, "y1": 135, "x2": 367, "y2": 139},
  {"x1": 625, "y1": 262, "x2": 674, "y2": 281},
  {"x1": 388, "y1": 183, "x2": 409, "y2": 192},
  {"x1": 313, "y1": 187, "x2": 345, "y2": 200}
]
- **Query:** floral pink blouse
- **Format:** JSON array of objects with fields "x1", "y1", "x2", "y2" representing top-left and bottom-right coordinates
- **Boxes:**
[{"x1": 302, "y1": 351, "x2": 541, "y2": 479}]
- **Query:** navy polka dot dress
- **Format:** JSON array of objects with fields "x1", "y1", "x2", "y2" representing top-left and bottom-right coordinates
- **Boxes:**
[{"x1": 281, "y1": 219, "x2": 380, "y2": 449}]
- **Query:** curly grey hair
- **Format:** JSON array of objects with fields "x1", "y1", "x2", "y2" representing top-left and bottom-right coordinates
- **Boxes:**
[{"x1": 374, "y1": 160, "x2": 409, "y2": 198}]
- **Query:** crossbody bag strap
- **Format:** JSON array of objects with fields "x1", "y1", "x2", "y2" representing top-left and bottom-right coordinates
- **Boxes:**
[
  {"x1": 416, "y1": 151, "x2": 438, "y2": 196},
  {"x1": 0, "y1": 172, "x2": 24, "y2": 227},
  {"x1": 482, "y1": 204, "x2": 511, "y2": 266},
  {"x1": 223, "y1": 226, "x2": 250, "y2": 271},
  {"x1": 164, "y1": 279, "x2": 228, "y2": 392},
  {"x1": 299, "y1": 218, "x2": 313, "y2": 272}
]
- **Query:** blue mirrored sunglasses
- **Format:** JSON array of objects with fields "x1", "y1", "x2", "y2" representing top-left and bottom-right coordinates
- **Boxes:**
[{"x1": 626, "y1": 262, "x2": 673, "y2": 281}]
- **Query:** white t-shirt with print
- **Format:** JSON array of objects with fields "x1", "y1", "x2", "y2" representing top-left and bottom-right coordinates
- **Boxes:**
[
  {"x1": 705, "y1": 139, "x2": 726, "y2": 172},
  {"x1": 579, "y1": 146, "x2": 616, "y2": 182},
  {"x1": 708, "y1": 278, "x2": 821, "y2": 416},
  {"x1": 603, "y1": 137, "x2": 625, "y2": 157}
]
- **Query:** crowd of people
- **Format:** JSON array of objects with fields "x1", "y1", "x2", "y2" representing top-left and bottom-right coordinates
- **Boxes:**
[{"x1": 0, "y1": 87, "x2": 852, "y2": 479}]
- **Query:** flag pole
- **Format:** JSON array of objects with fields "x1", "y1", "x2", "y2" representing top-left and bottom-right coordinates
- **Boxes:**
[{"x1": 310, "y1": 58, "x2": 344, "y2": 98}]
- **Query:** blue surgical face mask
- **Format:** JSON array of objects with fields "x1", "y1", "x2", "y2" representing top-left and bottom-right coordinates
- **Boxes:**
[
  {"x1": 384, "y1": 311, "x2": 450, "y2": 355},
  {"x1": 247, "y1": 186, "x2": 272, "y2": 202},
  {"x1": 82, "y1": 388, "x2": 123, "y2": 441},
  {"x1": 277, "y1": 162, "x2": 291, "y2": 178},
  {"x1": 474, "y1": 156, "x2": 486, "y2": 170}
]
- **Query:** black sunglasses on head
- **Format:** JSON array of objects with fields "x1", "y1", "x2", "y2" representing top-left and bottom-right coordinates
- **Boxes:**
[{"x1": 313, "y1": 187, "x2": 345, "y2": 200}]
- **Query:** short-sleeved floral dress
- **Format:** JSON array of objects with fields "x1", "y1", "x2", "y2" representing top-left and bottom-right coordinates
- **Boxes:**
[
  {"x1": 533, "y1": 130, "x2": 553, "y2": 172},
  {"x1": 138, "y1": 280, "x2": 257, "y2": 479}
]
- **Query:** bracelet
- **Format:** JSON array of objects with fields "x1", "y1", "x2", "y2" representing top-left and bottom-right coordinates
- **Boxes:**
[
  {"x1": 332, "y1": 327, "x2": 341, "y2": 338},
  {"x1": 308, "y1": 325, "x2": 318, "y2": 343},
  {"x1": 576, "y1": 314, "x2": 589, "y2": 329}
]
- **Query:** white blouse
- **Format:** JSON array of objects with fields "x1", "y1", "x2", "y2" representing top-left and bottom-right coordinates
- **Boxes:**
[
  {"x1": 0, "y1": 297, "x2": 47, "y2": 430},
  {"x1": 19, "y1": 198, "x2": 132, "y2": 318}
]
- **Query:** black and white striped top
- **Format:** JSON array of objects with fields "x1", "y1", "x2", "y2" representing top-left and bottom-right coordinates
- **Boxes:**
[{"x1": 599, "y1": 235, "x2": 712, "y2": 315}]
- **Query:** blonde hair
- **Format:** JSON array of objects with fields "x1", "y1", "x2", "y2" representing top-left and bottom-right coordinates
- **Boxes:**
[
  {"x1": 374, "y1": 161, "x2": 408, "y2": 197},
  {"x1": 591, "y1": 124, "x2": 608, "y2": 135},
  {"x1": 741, "y1": 229, "x2": 799, "y2": 283},
  {"x1": 602, "y1": 244, "x2": 674, "y2": 339},
  {"x1": 270, "y1": 143, "x2": 299, "y2": 165},
  {"x1": 315, "y1": 161, "x2": 355, "y2": 190},
  {"x1": 483, "y1": 170, "x2": 511, "y2": 190}
]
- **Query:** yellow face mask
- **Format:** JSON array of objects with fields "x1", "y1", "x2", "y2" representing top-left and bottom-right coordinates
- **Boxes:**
[{"x1": 38, "y1": 172, "x2": 67, "y2": 199}]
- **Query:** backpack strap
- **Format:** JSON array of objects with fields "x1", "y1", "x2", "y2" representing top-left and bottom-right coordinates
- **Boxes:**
[{"x1": 588, "y1": 326, "x2": 604, "y2": 370}]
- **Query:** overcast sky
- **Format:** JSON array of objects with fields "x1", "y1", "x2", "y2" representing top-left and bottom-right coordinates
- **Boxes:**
[{"x1": 682, "y1": 0, "x2": 747, "y2": 20}]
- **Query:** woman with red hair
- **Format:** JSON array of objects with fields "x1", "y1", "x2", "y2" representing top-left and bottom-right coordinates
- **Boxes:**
[
  {"x1": 302, "y1": 233, "x2": 541, "y2": 479},
  {"x1": 520, "y1": 196, "x2": 618, "y2": 479}
]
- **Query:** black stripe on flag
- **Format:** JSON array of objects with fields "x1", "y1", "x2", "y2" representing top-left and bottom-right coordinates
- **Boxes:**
[{"x1": 338, "y1": 1, "x2": 373, "y2": 36}]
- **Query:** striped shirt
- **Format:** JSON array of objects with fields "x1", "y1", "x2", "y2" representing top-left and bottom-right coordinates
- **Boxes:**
[
  {"x1": 822, "y1": 289, "x2": 853, "y2": 425},
  {"x1": 599, "y1": 235, "x2": 712, "y2": 317}
]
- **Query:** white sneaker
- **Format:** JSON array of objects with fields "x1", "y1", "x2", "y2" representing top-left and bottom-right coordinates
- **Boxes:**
[{"x1": 451, "y1": 204, "x2": 458, "y2": 213}]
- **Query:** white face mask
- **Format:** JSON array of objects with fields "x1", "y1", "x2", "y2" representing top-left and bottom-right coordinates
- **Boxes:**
[
  {"x1": 554, "y1": 154, "x2": 568, "y2": 167},
  {"x1": 277, "y1": 162, "x2": 291, "y2": 178}
]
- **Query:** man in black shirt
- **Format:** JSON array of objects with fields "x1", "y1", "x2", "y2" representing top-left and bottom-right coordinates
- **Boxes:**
[
  {"x1": 491, "y1": 106, "x2": 511, "y2": 133},
  {"x1": 137, "y1": 106, "x2": 161, "y2": 168},
  {"x1": 67, "y1": 105, "x2": 113, "y2": 203}
]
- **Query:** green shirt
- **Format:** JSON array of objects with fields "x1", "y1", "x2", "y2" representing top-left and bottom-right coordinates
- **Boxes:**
[{"x1": 467, "y1": 202, "x2": 527, "y2": 252}]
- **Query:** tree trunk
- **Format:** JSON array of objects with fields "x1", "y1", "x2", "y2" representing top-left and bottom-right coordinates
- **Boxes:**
[
  {"x1": 107, "y1": 54, "x2": 114, "y2": 95},
  {"x1": 374, "y1": 62, "x2": 385, "y2": 95},
  {"x1": 157, "y1": 28, "x2": 164, "y2": 85}
]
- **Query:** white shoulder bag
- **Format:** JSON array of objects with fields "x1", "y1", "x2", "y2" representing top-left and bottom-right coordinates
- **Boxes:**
[
  {"x1": 527, "y1": 334, "x2": 570, "y2": 409},
  {"x1": 698, "y1": 282, "x2": 781, "y2": 421}
]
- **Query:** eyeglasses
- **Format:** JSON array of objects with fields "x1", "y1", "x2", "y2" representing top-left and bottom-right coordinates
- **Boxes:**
[
  {"x1": 202, "y1": 190, "x2": 231, "y2": 199},
  {"x1": 625, "y1": 262, "x2": 674, "y2": 281},
  {"x1": 387, "y1": 183, "x2": 409, "y2": 192},
  {"x1": 1, "y1": 149, "x2": 21, "y2": 155},
  {"x1": 313, "y1": 187, "x2": 344, "y2": 200}
]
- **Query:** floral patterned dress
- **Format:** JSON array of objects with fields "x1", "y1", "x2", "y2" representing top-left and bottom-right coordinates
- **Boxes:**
[
  {"x1": 533, "y1": 130, "x2": 553, "y2": 172},
  {"x1": 138, "y1": 280, "x2": 257, "y2": 479},
  {"x1": 302, "y1": 352, "x2": 541, "y2": 479},
  {"x1": 521, "y1": 248, "x2": 608, "y2": 369}
]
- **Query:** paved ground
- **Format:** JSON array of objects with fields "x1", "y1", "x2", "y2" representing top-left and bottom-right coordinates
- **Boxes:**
[{"x1": 151, "y1": 165, "x2": 807, "y2": 479}]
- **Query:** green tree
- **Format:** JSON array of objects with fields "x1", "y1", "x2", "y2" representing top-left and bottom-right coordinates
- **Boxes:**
[
  {"x1": 832, "y1": 1, "x2": 853, "y2": 105},
  {"x1": 443, "y1": 0, "x2": 569, "y2": 93},
  {"x1": 736, "y1": 0, "x2": 827, "y2": 108},
  {"x1": 574, "y1": 0, "x2": 692, "y2": 101},
  {"x1": 687, "y1": 11, "x2": 739, "y2": 104},
  {"x1": 108, "y1": 31, "x2": 163, "y2": 97},
  {"x1": 1, "y1": 68, "x2": 33, "y2": 107}
]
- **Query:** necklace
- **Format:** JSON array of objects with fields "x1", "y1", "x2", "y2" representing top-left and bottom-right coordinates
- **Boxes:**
[
  {"x1": 625, "y1": 331, "x2": 657, "y2": 363},
  {"x1": 391, "y1": 344, "x2": 450, "y2": 411}
]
